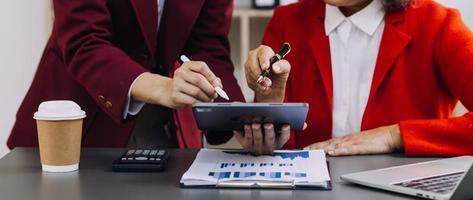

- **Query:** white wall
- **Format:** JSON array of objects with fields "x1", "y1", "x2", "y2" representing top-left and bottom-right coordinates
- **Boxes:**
[
  {"x1": 0, "y1": 1, "x2": 53, "y2": 157},
  {"x1": 437, "y1": 0, "x2": 473, "y2": 29},
  {"x1": 0, "y1": 0, "x2": 471, "y2": 157}
]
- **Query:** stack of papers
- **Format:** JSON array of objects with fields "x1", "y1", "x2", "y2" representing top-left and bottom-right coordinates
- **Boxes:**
[{"x1": 180, "y1": 149, "x2": 331, "y2": 189}]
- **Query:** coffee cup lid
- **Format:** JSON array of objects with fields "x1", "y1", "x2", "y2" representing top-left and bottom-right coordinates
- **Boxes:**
[{"x1": 34, "y1": 100, "x2": 86, "y2": 121}]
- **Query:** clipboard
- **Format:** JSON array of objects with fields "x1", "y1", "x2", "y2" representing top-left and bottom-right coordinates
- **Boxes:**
[
  {"x1": 180, "y1": 161, "x2": 332, "y2": 190},
  {"x1": 180, "y1": 179, "x2": 332, "y2": 190}
]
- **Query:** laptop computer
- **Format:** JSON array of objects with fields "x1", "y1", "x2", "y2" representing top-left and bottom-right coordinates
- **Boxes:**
[{"x1": 341, "y1": 156, "x2": 473, "y2": 200}]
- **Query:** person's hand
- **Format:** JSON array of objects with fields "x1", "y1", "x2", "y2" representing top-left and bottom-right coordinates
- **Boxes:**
[
  {"x1": 131, "y1": 61, "x2": 222, "y2": 108},
  {"x1": 304, "y1": 124, "x2": 403, "y2": 156},
  {"x1": 234, "y1": 123, "x2": 291, "y2": 155},
  {"x1": 245, "y1": 45, "x2": 291, "y2": 102}
]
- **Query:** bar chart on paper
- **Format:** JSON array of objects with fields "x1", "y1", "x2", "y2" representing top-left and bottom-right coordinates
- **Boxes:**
[
  {"x1": 208, "y1": 171, "x2": 307, "y2": 179},
  {"x1": 210, "y1": 151, "x2": 310, "y2": 180},
  {"x1": 180, "y1": 149, "x2": 331, "y2": 188}
]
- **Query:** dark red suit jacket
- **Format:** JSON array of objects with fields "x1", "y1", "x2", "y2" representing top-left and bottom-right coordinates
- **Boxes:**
[
  {"x1": 8, "y1": 0, "x2": 244, "y2": 149},
  {"x1": 262, "y1": 0, "x2": 473, "y2": 156}
]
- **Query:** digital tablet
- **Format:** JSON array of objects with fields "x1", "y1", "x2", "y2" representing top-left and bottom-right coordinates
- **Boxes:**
[{"x1": 192, "y1": 103, "x2": 309, "y2": 132}]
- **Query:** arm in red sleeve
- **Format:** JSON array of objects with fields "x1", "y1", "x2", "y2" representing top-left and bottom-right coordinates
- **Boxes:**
[
  {"x1": 53, "y1": 0, "x2": 148, "y2": 123},
  {"x1": 186, "y1": 0, "x2": 244, "y2": 145},
  {"x1": 400, "y1": 9, "x2": 473, "y2": 156},
  {"x1": 183, "y1": 0, "x2": 244, "y2": 102}
]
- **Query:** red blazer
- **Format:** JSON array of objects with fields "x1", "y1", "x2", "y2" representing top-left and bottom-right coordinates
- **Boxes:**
[
  {"x1": 7, "y1": 0, "x2": 244, "y2": 149},
  {"x1": 262, "y1": 0, "x2": 473, "y2": 156}
]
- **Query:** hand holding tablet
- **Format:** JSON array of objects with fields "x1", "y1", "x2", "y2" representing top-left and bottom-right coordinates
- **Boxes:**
[
  {"x1": 192, "y1": 43, "x2": 299, "y2": 155},
  {"x1": 193, "y1": 102, "x2": 308, "y2": 155},
  {"x1": 192, "y1": 103, "x2": 308, "y2": 132}
]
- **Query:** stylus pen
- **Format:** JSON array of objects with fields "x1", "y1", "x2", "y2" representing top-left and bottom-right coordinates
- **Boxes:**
[
  {"x1": 180, "y1": 55, "x2": 230, "y2": 100},
  {"x1": 257, "y1": 42, "x2": 292, "y2": 84}
]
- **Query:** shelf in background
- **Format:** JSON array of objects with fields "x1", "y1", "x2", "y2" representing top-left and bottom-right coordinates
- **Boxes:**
[
  {"x1": 229, "y1": 9, "x2": 274, "y2": 103},
  {"x1": 233, "y1": 9, "x2": 274, "y2": 18}
]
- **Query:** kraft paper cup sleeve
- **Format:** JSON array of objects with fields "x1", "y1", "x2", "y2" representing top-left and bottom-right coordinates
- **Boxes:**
[{"x1": 35, "y1": 100, "x2": 85, "y2": 173}]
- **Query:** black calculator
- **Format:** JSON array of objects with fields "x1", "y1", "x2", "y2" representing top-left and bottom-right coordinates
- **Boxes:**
[{"x1": 112, "y1": 149, "x2": 169, "y2": 172}]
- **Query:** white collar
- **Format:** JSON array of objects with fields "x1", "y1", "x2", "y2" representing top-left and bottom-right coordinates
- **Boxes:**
[{"x1": 325, "y1": 0, "x2": 385, "y2": 36}]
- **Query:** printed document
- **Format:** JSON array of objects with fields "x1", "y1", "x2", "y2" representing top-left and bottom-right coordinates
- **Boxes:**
[{"x1": 180, "y1": 149, "x2": 331, "y2": 188}]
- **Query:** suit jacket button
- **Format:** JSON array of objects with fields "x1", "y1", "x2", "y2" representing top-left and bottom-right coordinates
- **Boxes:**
[
  {"x1": 98, "y1": 95, "x2": 106, "y2": 103},
  {"x1": 105, "y1": 101, "x2": 113, "y2": 109}
]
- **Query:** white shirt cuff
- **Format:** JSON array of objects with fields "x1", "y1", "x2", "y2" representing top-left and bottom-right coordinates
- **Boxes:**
[{"x1": 122, "y1": 73, "x2": 146, "y2": 119}]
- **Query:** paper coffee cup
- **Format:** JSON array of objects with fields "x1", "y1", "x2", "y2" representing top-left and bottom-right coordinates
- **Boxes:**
[{"x1": 34, "y1": 101, "x2": 86, "y2": 173}]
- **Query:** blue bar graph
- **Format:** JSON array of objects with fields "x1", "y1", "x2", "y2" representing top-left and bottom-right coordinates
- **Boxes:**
[
  {"x1": 211, "y1": 171, "x2": 306, "y2": 179},
  {"x1": 208, "y1": 172, "x2": 231, "y2": 179},
  {"x1": 220, "y1": 163, "x2": 236, "y2": 168},
  {"x1": 221, "y1": 162, "x2": 296, "y2": 169},
  {"x1": 273, "y1": 151, "x2": 309, "y2": 160},
  {"x1": 258, "y1": 172, "x2": 282, "y2": 178},
  {"x1": 278, "y1": 163, "x2": 294, "y2": 167},
  {"x1": 210, "y1": 151, "x2": 310, "y2": 180},
  {"x1": 284, "y1": 172, "x2": 307, "y2": 178},
  {"x1": 232, "y1": 172, "x2": 257, "y2": 178}
]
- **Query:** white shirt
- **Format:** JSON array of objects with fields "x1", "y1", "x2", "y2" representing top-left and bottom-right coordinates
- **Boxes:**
[
  {"x1": 122, "y1": 0, "x2": 165, "y2": 119},
  {"x1": 325, "y1": 0, "x2": 385, "y2": 138}
]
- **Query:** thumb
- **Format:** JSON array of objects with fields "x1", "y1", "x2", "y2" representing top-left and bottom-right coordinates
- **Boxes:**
[
  {"x1": 233, "y1": 131, "x2": 244, "y2": 144},
  {"x1": 272, "y1": 60, "x2": 291, "y2": 75}
]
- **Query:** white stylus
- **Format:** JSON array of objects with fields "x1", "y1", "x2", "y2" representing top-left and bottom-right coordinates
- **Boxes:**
[{"x1": 180, "y1": 55, "x2": 230, "y2": 100}]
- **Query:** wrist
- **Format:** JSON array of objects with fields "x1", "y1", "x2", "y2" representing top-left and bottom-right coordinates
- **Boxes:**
[
  {"x1": 131, "y1": 72, "x2": 172, "y2": 106},
  {"x1": 255, "y1": 94, "x2": 284, "y2": 102},
  {"x1": 255, "y1": 86, "x2": 286, "y2": 102},
  {"x1": 388, "y1": 124, "x2": 403, "y2": 151}
]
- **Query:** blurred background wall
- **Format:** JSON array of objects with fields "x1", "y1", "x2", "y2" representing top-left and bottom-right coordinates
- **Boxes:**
[
  {"x1": 0, "y1": 0, "x2": 471, "y2": 156},
  {"x1": 0, "y1": 1, "x2": 54, "y2": 157}
]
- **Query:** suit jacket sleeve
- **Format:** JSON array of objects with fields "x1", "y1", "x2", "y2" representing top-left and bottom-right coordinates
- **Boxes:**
[
  {"x1": 400, "y1": 9, "x2": 473, "y2": 156},
  {"x1": 183, "y1": 0, "x2": 243, "y2": 102},
  {"x1": 53, "y1": 0, "x2": 148, "y2": 123},
  {"x1": 186, "y1": 0, "x2": 245, "y2": 145}
]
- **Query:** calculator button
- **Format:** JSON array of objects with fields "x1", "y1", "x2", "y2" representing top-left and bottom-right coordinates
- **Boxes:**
[
  {"x1": 131, "y1": 150, "x2": 141, "y2": 161},
  {"x1": 150, "y1": 150, "x2": 158, "y2": 156},
  {"x1": 135, "y1": 157, "x2": 148, "y2": 161},
  {"x1": 126, "y1": 150, "x2": 135, "y2": 156}
]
